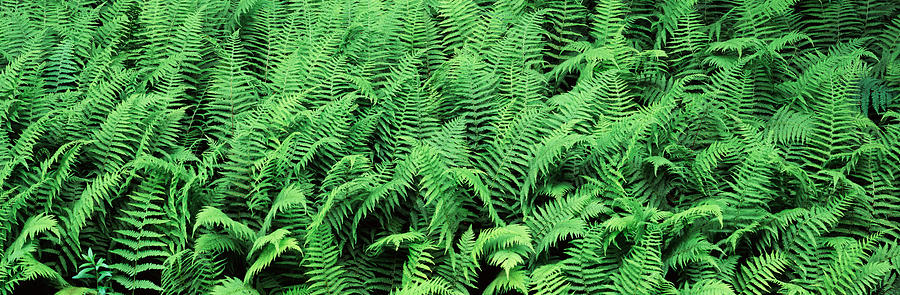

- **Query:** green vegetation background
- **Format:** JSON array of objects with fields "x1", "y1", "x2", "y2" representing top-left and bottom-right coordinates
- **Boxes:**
[{"x1": 0, "y1": 0, "x2": 899, "y2": 294}]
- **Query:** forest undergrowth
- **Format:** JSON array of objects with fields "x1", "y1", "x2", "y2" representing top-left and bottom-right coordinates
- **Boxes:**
[{"x1": 1, "y1": 0, "x2": 899, "y2": 294}]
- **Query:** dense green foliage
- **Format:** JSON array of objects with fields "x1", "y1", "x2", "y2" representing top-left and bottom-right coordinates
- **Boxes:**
[{"x1": 1, "y1": 0, "x2": 899, "y2": 294}]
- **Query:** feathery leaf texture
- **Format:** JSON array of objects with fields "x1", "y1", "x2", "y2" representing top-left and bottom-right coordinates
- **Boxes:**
[{"x1": 0, "y1": 0, "x2": 898, "y2": 294}]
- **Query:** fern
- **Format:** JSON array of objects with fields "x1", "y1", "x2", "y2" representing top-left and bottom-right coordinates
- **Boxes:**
[
  {"x1": 1, "y1": 0, "x2": 899, "y2": 294},
  {"x1": 108, "y1": 173, "x2": 171, "y2": 292}
]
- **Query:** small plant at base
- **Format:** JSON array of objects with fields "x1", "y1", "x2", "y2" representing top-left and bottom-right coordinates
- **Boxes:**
[{"x1": 72, "y1": 249, "x2": 114, "y2": 295}]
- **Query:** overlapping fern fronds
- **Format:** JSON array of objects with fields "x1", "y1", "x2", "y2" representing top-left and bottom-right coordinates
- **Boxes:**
[{"x1": 0, "y1": 0, "x2": 898, "y2": 294}]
